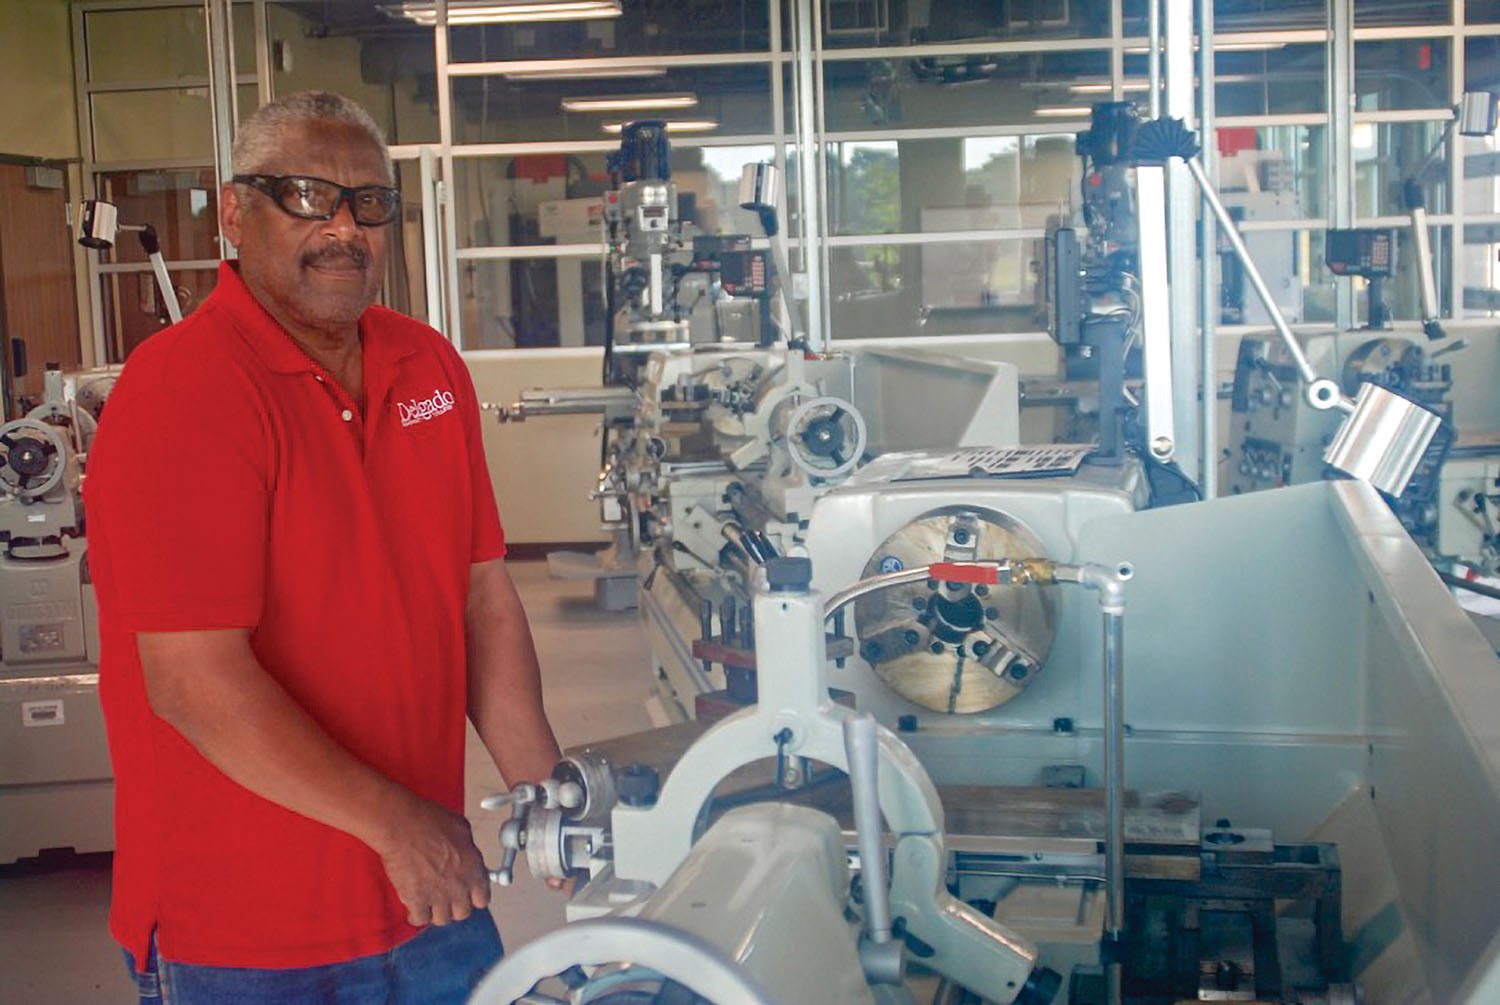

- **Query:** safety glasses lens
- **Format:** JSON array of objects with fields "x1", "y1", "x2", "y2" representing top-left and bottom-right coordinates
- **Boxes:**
[{"x1": 272, "y1": 178, "x2": 398, "y2": 225}]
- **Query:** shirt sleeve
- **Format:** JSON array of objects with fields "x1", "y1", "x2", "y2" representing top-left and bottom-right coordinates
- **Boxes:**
[
  {"x1": 451, "y1": 354, "x2": 507, "y2": 564},
  {"x1": 87, "y1": 372, "x2": 269, "y2": 632}
]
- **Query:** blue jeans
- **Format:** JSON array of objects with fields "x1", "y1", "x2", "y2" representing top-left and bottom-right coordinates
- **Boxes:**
[{"x1": 120, "y1": 911, "x2": 503, "y2": 1004}]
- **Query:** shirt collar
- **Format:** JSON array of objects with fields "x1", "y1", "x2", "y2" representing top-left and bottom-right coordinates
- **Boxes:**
[{"x1": 213, "y1": 261, "x2": 419, "y2": 376}]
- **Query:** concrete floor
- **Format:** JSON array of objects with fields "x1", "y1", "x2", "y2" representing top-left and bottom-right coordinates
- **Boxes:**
[{"x1": 0, "y1": 559, "x2": 654, "y2": 1002}]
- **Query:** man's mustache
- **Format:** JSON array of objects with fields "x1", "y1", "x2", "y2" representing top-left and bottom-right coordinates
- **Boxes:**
[{"x1": 302, "y1": 243, "x2": 369, "y2": 269}]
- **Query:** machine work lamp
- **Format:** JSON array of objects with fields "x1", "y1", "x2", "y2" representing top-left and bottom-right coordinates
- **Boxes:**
[
  {"x1": 1133, "y1": 119, "x2": 1443, "y2": 498},
  {"x1": 1402, "y1": 90, "x2": 1499, "y2": 340},
  {"x1": 76, "y1": 201, "x2": 182, "y2": 325}
]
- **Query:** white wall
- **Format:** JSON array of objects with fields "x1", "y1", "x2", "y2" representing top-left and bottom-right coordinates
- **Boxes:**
[{"x1": 464, "y1": 352, "x2": 613, "y2": 545}]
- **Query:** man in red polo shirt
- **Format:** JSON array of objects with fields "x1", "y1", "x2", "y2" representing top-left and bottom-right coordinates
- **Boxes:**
[{"x1": 85, "y1": 91, "x2": 561, "y2": 1002}]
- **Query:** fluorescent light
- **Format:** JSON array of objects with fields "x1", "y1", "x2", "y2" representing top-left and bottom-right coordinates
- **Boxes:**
[
  {"x1": 602, "y1": 119, "x2": 718, "y2": 134},
  {"x1": 1125, "y1": 41, "x2": 1285, "y2": 54},
  {"x1": 387, "y1": 1, "x2": 623, "y2": 26},
  {"x1": 503, "y1": 67, "x2": 667, "y2": 81},
  {"x1": 563, "y1": 92, "x2": 698, "y2": 113},
  {"x1": 1069, "y1": 81, "x2": 1151, "y2": 94},
  {"x1": 1034, "y1": 106, "x2": 1093, "y2": 117}
]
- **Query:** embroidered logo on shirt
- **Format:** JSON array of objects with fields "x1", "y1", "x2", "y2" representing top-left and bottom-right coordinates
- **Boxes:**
[{"x1": 398, "y1": 388, "x2": 456, "y2": 428}]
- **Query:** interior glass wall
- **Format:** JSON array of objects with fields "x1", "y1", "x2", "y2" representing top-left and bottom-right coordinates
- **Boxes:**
[{"x1": 74, "y1": 0, "x2": 1500, "y2": 352}]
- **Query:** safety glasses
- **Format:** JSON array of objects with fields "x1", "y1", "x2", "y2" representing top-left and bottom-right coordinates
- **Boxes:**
[{"x1": 233, "y1": 174, "x2": 401, "y2": 227}]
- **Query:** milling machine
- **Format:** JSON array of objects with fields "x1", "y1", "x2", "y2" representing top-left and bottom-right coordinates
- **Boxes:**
[
  {"x1": 495, "y1": 122, "x2": 1049, "y2": 722},
  {"x1": 0, "y1": 367, "x2": 117, "y2": 863}
]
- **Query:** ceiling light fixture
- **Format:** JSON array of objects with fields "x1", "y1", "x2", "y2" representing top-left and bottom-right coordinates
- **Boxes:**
[
  {"x1": 602, "y1": 119, "x2": 718, "y2": 134},
  {"x1": 1069, "y1": 81, "x2": 1151, "y2": 94},
  {"x1": 503, "y1": 67, "x2": 667, "y2": 81},
  {"x1": 1034, "y1": 106, "x2": 1093, "y2": 117},
  {"x1": 1125, "y1": 41, "x2": 1286, "y2": 54},
  {"x1": 386, "y1": 1, "x2": 623, "y2": 26},
  {"x1": 563, "y1": 92, "x2": 699, "y2": 113}
]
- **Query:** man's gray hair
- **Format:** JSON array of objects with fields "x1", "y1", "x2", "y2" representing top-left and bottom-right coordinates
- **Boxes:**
[{"x1": 231, "y1": 91, "x2": 393, "y2": 184}]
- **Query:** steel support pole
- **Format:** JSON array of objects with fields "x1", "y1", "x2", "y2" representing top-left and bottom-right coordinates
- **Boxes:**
[
  {"x1": 1450, "y1": 2, "x2": 1466, "y2": 323},
  {"x1": 1147, "y1": 0, "x2": 1161, "y2": 118},
  {"x1": 791, "y1": 0, "x2": 827, "y2": 351},
  {"x1": 1165, "y1": 0, "x2": 1201, "y2": 485},
  {"x1": 204, "y1": 0, "x2": 238, "y2": 256},
  {"x1": 435, "y1": 0, "x2": 463, "y2": 347},
  {"x1": 420, "y1": 148, "x2": 446, "y2": 332},
  {"x1": 1198, "y1": 0, "x2": 1218, "y2": 497},
  {"x1": 811, "y1": 0, "x2": 833, "y2": 346},
  {"x1": 1136, "y1": 164, "x2": 1177, "y2": 461},
  {"x1": 1103, "y1": 609, "x2": 1126, "y2": 1005},
  {"x1": 1329, "y1": 0, "x2": 1356, "y2": 329}
]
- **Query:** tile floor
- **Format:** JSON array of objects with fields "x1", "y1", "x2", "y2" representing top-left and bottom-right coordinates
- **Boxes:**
[{"x1": 0, "y1": 559, "x2": 654, "y2": 1002}]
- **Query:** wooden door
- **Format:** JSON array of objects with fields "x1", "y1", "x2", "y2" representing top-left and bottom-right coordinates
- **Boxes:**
[{"x1": 0, "y1": 163, "x2": 82, "y2": 415}]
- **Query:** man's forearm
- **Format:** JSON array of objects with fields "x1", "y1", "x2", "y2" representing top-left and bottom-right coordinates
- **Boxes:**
[
  {"x1": 138, "y1": 630, "x2": 415, "y2": 853},
  {"x1": 466, "y1": 560, "x2": 562, "y2": 786}
]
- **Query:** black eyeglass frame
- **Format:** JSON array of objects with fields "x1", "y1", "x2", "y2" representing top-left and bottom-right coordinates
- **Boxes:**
[{"x1": 232, "y1": 174, "x2": 402, "y2": 227}]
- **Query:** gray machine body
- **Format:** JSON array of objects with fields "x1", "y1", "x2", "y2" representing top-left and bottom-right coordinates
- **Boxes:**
[
  {"x1": 476, "y1": 480, "x2": 1500, "y2": 1000},
  {"x1": 0, "y1": 371, "x2": 116, "y2": 864}
]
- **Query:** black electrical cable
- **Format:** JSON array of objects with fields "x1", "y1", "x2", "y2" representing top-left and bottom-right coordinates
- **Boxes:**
[{"x1": 1438, "y1": 570, "x2": 1500, "y2": 603}]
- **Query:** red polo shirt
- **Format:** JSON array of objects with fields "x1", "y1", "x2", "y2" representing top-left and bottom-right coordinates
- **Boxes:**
[{"x1": 86, "y1": 262, "x2": 506, "y2": 969}]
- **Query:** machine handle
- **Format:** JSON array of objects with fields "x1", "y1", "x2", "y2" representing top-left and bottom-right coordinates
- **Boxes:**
[
  {"x1": 929, "y1": 561, "x2": 999, "y2": 585},
  {"x1": 843, "y1": 714, "x2": 905, "y2": 985},
  {"x1": 843, "y1": 714, "x2": 891, "y2": 944}
]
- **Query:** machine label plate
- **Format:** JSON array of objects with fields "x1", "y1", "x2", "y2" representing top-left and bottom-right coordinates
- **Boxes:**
[{"x1": 22, "y1": 698, "x2": 64, "y2": 727}]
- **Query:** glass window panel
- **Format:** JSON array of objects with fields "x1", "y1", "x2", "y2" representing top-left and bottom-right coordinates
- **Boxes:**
[
  {"x1": 452, "y1": 146, "x2": 773, "y2": 250},
  {"x1": 448, "y1": 2, "x2": 772, "y2": 61},
  {"x1": 460, "y1": 258, "x2": 606, "y2": 349},
  {"x1": 1465, "y1": 36, "x2": 1500, "y2": 94},
  {"x1": 813, "y1": 0, "x2": 1115, "y2": 47},
  {"x1": 1353, "y1": 120, "x2": 1450, "y2": 218},
  {"x1": 237, "y1": 84, "x2": 262, "y2": 126},
  {"x1": 385, "y1": 159, "x2": 432, "y2": 323},
  {"x1": 1201, "y1": 0, "x2": 1327, "y2": 32},
  {"x1": 1352, "y1": 0, "x2": 1450, "y2": 27},
  {"x1": 1355, "y1": 39, "x2": 1450, "y2": 112},
  {"x1": 1462, "y1": 222, "x2": 1500, "y2": 316},
  {"x1": 101, "y1": 267, "x2": 218, "y2": 363},
  {"x1": 1461, "y1": 124, "x2": 1500, "y2": 314},
  {"x1": 451, "y1": 65, "x2": 772, "y2": 144},
  {"x1": 86, "y1": 4, "x2": 259, "y2": 81},
  {"x1": 1352, "y1": 224, "x2": 1450, "y2": 323},
  {"x1": 1222, "y1": 226, "x2": 1449, "y2": 326},
  {"x1": 1470, "y1": 1, "x2": 1500, "y2": 24},
  {"x1": 233, "y1": 2, "x2": 260, "y2": 74},
  {"x1": 693, "y1": 145, "x2": 782, "y2": 234},
  {"x1": 267, "y1": 4, "x2": 441, "y2": 145},
  {"x1": 1210, "y1": 43, "x2": 1326, "y2": 116},
  {"x1": 825, "y1": 134, "x2": 1076, "y2": 237},
  {"x1": 822, "y1": 51, "x2": 1110, "y2": 132},
  {"x1": 92, "y1": 88, "x2": 216, "y2": 162},
  {"x1": 1127, "y1": 0, "x2": 1329, "y2": 33},
  {"x1": 828, "y1": 239, "x2": 1043, "y2": 340},
  {"x1": 93, "y1": 168, "x2": 221, "y2": 264},
  {"x1": 87, "y1": 7, "x2": 211, "y2": 83},
  {"x1": 1120, "y1": 45, "x2": 1327, "y2": 117},
  {"x1": 1462, "y1": 135, "x2": 1500, "y2": 217},
  {"x1": 1288, "y1": 230, "x2": 1337, "y2": 325},
  {"x1": 808, "y1": 0, "x2": 1112, "y2": 46},
  {"x1": 1214, "y1": 125, "x2": 1326, "y2": 219}
]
